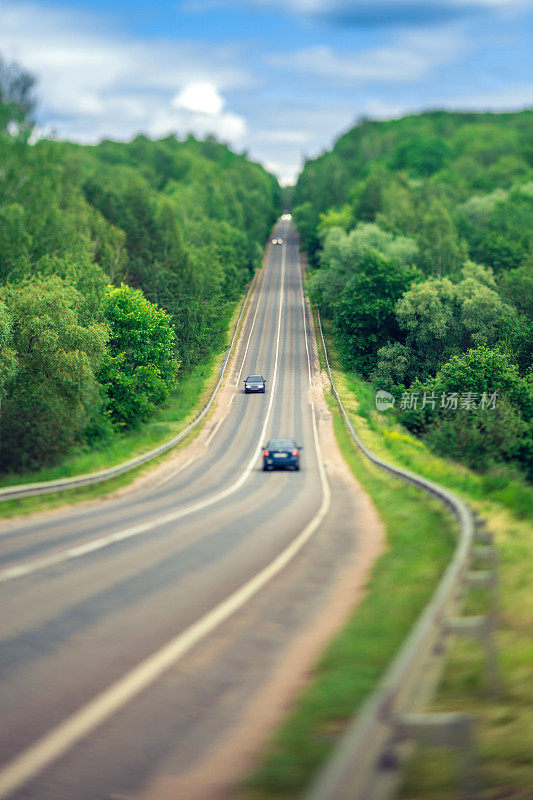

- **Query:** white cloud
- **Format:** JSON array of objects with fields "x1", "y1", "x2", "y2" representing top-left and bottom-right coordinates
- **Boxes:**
[
  {"x1": 275, "y1": 26, "x2": 466, "y2": 84},
  {"x1": 172, "y1": 82, "x2": 225, "y2": 115},
  {"x1": 0, "y1": 1, "x2": 250, "y2": 145}
]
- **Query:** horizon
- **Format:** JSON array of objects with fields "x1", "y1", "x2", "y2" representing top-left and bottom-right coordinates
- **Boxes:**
[{"x1": 1, "y1": 0, "x2": 532, "y2": 184}]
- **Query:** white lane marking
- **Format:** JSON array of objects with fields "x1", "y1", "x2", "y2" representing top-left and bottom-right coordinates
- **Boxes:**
[
  {"x1": 0, "y1": 248, "x2": 286, "y2": 586},
  {"x1": 205, "y1": 419, "x2": 223, "y2": 447},
  {"x1": 296, "y1": 242, "x2": 313, "y2": 389},
  {"x1": 234, "y1": 251, "x2": 270, "y2": 388},
  {"x1": 150, "y1": 458, "x2": 193, "y2": 491},
  {"x1": 0, "y1": 233, "x2": 330, "y2": 800}
]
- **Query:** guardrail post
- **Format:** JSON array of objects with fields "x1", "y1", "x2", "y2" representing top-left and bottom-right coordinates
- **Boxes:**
[
  {"x1": 396, "y1": 712, "x2": 478, "y2": 800},
  {"x1": 473, "y1": 519, "x2": 493, "y2": 545},
  {"x1": 466, "y1": 569, "x2": 499, "y2": 616},
  {"x1": 465, "y1": 516, "x2": 501, "y2": 696},
  {"x1": 447, "y1": 610, "x2": 500, "y2": 697}
]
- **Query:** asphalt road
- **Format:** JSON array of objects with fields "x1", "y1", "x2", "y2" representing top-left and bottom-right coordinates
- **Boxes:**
[{"x1": 0, "y1": 220, "x2": 369, "y2": 800}]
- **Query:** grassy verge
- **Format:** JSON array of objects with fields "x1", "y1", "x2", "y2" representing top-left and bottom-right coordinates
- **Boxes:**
[
  {"x1": 238, "y1": 313, "x2": 532, "y2": 799},
  {"x1": 0, "y1": 285, "x2": 252, "y2": 519},
  {"x1": 325, "y1": 349, "x2": 533, "y2": 798}
]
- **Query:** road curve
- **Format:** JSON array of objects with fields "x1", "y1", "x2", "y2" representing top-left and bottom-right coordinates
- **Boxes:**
[{"x1": 0, "y1": 220, "x2": 375, "y2": 800}]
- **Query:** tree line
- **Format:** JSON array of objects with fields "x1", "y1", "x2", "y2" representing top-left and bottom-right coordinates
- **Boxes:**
[
  {"x1": 294, "y1": 110, "x2": 532, "y2": 479},
  {"x1": 0, "y1": 56, "x2": 280, "y2": 472}
]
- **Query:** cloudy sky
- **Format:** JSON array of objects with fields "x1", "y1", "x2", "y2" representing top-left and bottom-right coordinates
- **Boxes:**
[{"x1": 0, "y1": 0, "x2": 531, "y2": 184}]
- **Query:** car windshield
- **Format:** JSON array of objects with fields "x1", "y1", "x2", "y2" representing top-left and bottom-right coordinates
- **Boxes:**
[
  {"x1": 268, "y1": 439, "x2": 294, "y2": 449},
  {"x1": 247, "y1": 375, "x2": 263, "y2": 381}
]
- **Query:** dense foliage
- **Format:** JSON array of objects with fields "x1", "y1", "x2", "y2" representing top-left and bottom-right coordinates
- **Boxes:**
[
  {"x1": 297, "y1": 111, "x2": 533, "y2": 478},
  {"x1": 0, "y1": 59, "x2": 280, "y2": 471},
  {"x1": 99, "y1": 284, "x2": 179, "y2": 430}
]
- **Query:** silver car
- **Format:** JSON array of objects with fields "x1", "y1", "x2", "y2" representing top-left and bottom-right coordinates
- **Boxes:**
[{"x1": 244, "y1": 374, "x2": 266, "y2": 393}]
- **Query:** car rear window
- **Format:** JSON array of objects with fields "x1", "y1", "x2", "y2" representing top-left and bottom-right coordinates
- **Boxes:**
[{"x1": 268, "y1": 439, "x2": 294, "y2": 449}]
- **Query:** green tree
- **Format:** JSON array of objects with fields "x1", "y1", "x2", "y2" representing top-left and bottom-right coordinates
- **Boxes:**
[
  {"x1": 0, "y1": 301, "x2": 18, "y2": 456},
  {"x1": 371, "y1": 342, "x2": 412, "y2": 389},
  {"x1": 416, "y1": 199, "x2": 466, "y2": 276},
  {"x1": 420, "y1": 347, "x2": 532, "y2": 473},
  {"x1": 318, "y1": 205, "x2": 354, "y2": 234},
  {"x1": 390, "y1": 135, "x2": 452, "y2": 177},
  {"x1": 1, "y1": 277, "x2": 108, "y2": 471},
  {"x1": 31, "y1": 253, "x2": 108, "y2": 322},
  {"x1": 393, "y1": 264, "x2": 525, "y2": 380},
  {"x1": 376, "y1": 177, "x2": 417, "y2": 237},
  {"x1": 0, "y1": 203, "x2": 31, "y2": 280},
  {"x1": 99, "y1": 284, "x2": 179, "y2": 429},
  {"x1": 424, "y1": 401, "x2": 527, "y2": 472},
  {"x1": 0, "y1": 54, "x2": 36, "y2": 130},
  {"x1": 332, "y1": 251, "x2": 420, "y2": 374},
  {"x1": 431, "y1": 347, "x2": 532, "y2": 417},
  {"x1": 351, "y1": 167, "x2": 388, "y2": 222},
  {"x1": 499, "y1": 258, "x2": 533, "y2": 318},
  {"x1": 292, "y1": 201, "x2": 320, "y2": 263},
  {"x1": 309, "y1": 224, "x2": 419, "y2": 318}
]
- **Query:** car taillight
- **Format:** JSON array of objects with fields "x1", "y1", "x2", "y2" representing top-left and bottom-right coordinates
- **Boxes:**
[
  {"x1": 263, "y1": 450, "x2": 270, "y2": 457},
  {"x1": 292, "y1": 449, "x2": 299, "y2": 456}
]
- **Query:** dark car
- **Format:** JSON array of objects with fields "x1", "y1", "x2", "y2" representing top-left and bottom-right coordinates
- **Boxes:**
[
  {"x1": 244, "y1": 374, "x2": 266, "y2": 393},
  {"x1": 263, "y1": 438, "x2": 302, "y2": 471}
]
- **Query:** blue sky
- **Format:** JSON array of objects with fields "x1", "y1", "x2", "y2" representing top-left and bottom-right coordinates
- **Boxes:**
[{"x1": 0, "y1": 0, "x2": 531, "y2": 183}]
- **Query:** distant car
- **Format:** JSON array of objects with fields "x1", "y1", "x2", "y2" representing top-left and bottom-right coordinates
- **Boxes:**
[
  {"x1": 280, "y1": 213, "x2": 292, "y2": 221},
  {"x1": 263, "y1": 438, "x2": 302, "y2": 471},
  {"x1": 244, "y1": 374, "x2": 266, "y2": 393},
  {"x1": 271, "y1": 237, "x2": 283, "y2": 245}
]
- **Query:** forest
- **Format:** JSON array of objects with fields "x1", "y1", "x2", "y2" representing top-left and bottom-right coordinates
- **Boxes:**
[
  {"x1": 294, "y1": 110, "x2": 533, "y2": 480},
  {"x1": 0, "y1": 56, "x2": 280, "y2": 473}
]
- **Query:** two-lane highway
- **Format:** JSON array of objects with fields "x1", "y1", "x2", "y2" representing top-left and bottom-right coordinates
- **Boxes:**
[{"x1": 0, "y1": 220, "x2": 377, "y2": 800}]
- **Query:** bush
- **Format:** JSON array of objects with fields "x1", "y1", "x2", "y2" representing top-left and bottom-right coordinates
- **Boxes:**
[{"x1": 424, "y1": 401, "x2": 527, "y2": 472}]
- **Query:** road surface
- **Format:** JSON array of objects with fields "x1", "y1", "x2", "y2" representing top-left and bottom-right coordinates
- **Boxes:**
[{"x1": 0, "y1": 219, "x2": 379, "y2": 800}]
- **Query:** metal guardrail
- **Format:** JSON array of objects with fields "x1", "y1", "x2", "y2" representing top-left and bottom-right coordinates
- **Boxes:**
[
  {"x1": 305, "y1": 311, "x2": 499, "y2": 800},
  {"x1": 0, "y1": 274, "x2": 258, "y2": 504}
]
